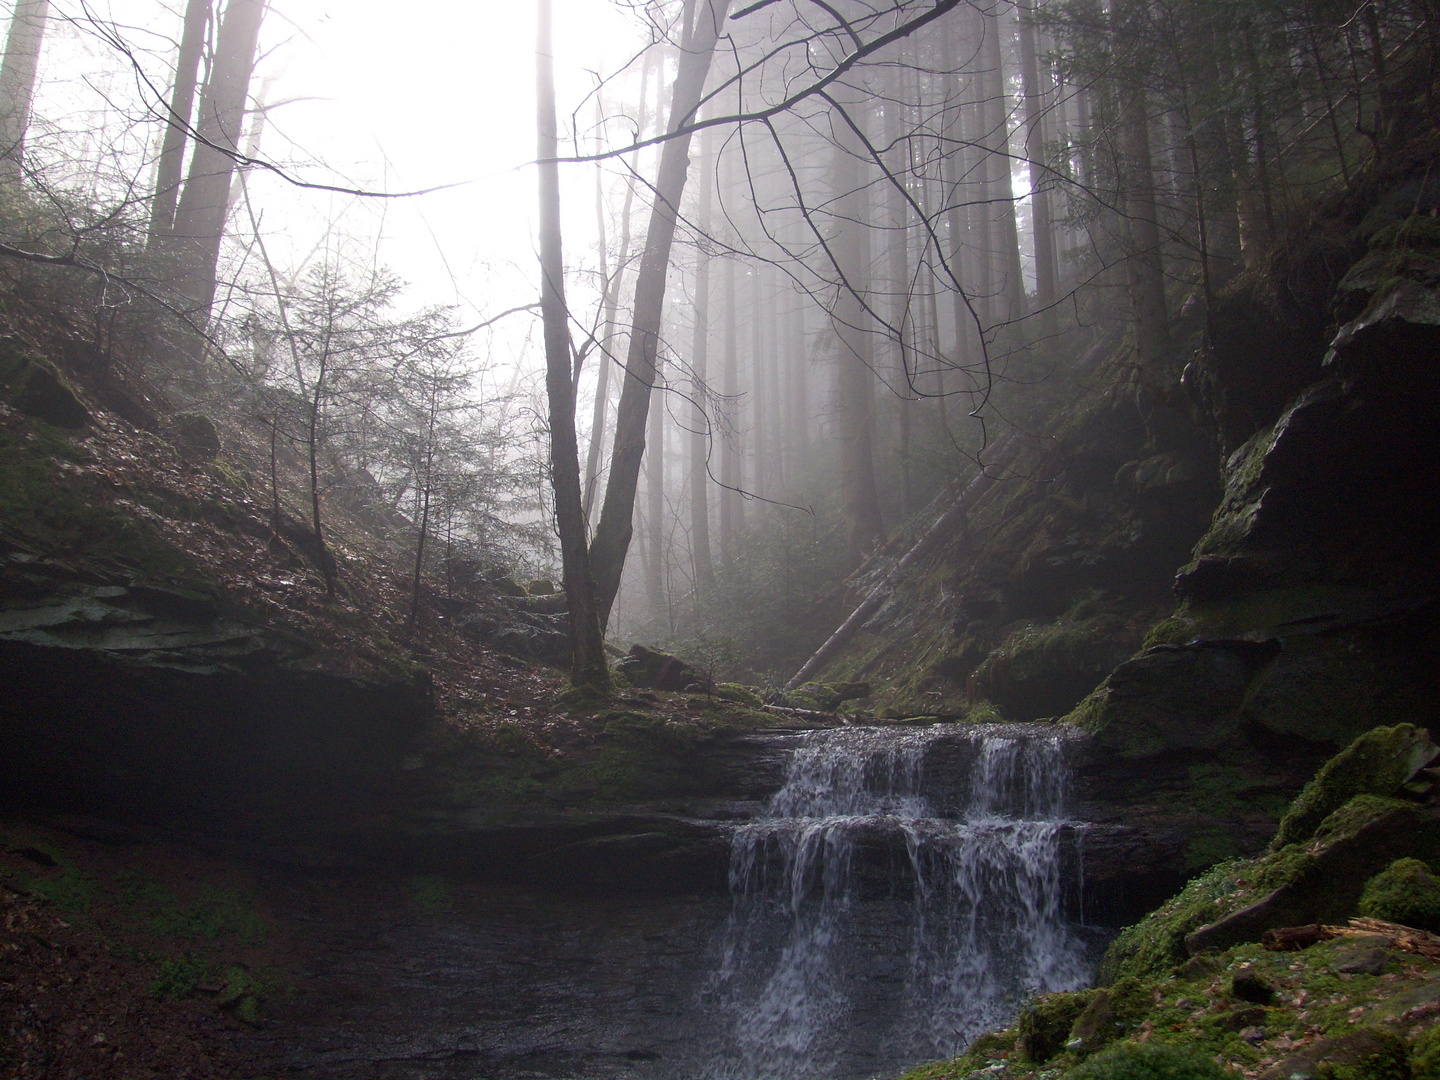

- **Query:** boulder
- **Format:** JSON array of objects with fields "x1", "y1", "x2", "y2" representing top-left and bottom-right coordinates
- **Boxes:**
[
  {"x1": 0, "y1": 352, "x2": 90, "y2": 429},
  {"x1": 1358, "y1": 858, "x2": 1440, "y2": 932},
  {"x1": 1257, "y1": 1027, "x2": 1409, "y2": 1080},
  {"x1": 613, "y1": 645, "x2": 711, "y2": 693},
  {"x1": 173, "y1": 412, "x2": 220, "y2": 462},
  {"x1": 1270, "y1": 723, "x2": 1439, "y2": 850},
  {"x1": 1069, "y1": 638, "x2": 1278, "y2": 759},
  {"x1": 1185, "y1": 795, "x2": 1440, "y2": 955}
]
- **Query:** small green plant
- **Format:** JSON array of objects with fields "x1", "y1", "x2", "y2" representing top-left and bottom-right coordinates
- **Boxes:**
[
  {"x1": 150, "y1": 953, "x2": 210, "y2": 1000},
  {"x1": 25, "y1": 854, "x2": 100, "y2": 915},
  {"x1": 120, "y1": 871, "x2": 268, "y2": 945},
  {"x1": 1068, "y1": 1042, "x2": 1229, "y2": 1080},
  {"x1": 216, "y1": 965, "x2": 268, "y2": 1026}
]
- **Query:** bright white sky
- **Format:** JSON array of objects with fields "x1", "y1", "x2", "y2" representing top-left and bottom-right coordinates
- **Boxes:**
[
  {"x1": 248, "y1": 0, "x2": 648, "y2": 318},
  {"x1": 29, "y1": 0, "x2": 656, "y2": 370}
]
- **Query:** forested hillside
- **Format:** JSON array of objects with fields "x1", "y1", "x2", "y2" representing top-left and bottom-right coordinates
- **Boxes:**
[{"x1": 0, "y1": 0, "x2": 1438, "y2": 1078}]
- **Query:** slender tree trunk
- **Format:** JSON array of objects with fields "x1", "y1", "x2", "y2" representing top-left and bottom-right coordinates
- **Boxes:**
[
  {"x1": 885, "y1": 73, "x2": 915, "y2": 517},
  {"x1": 980, "y1": 6, "x2": 1027, "y2": 324},
  {"x1": 830, "y1": 92, "x2": 886, "y2": 562},
  {"x1": 748, "y1": 266, "x2": 767, "y2": 502},
  {"x1": 167, "y1": 0, "x2": 266, "y2": 317},
  {"x1": 719, "y1": 250, "x2": 741, "y2": 561},
  {"x1": 408, "y1": 457, "x2": 432, "y2": 632},
  {"x1": 589, "y1": 0, "x2": 734, "y2": 630},
  {"x1": 1118, "y1": 69, "x2": 1171, "y2": 382},
  {"x1": 537, "y1": 0, "x2": 609, "y2": 689},
  {"x1": 0, "y1": 0, "x2": 48, "y2": 182},
  {"x1": 645, "y1": 371, "x2": 665, "y2": 618},
  {"x1": 689, "y1": 126, "x2": 716, "y2": 595},
  {"x1": 1017, "y1": 0, "x2": 1058, "y2": 332},
  {"x1": 148, "y1": 0, "x2": 210, "y2": 243},
  {"x1": 584, "y1": 53, "x2": 654, "y2": 525},
  {"x1": 787, "y1": 294, "x2": 808, "y2": 479},
  {"x1": 306, "y1": 352, "x2": 336, "y2": 598}
]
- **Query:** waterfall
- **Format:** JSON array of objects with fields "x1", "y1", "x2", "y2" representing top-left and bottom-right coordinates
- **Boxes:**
[{"x1": 699, "y1": 724, "x2": 1092, "y2": 1080}]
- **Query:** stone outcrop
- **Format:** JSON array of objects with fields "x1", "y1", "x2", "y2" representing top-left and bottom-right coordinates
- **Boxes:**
[{"x1": 0, "y1": 550, "x2": 433, "y2": 825}]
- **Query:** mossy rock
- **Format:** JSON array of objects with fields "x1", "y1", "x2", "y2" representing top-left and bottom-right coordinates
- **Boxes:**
[
  {"x1": 0, "y1": 349, "x2": 90, "y2": 429},
  {"x1": 1068, "y1": 1042, "x2": 1229, "y2": 1080},
  {"x1": 784, "y1": 682, "x2": 870, "y2": 711},
  {"x1": 1102, "y1": 791, "x2": 1440, "y2": 982},
  {"x1": 613, "y1": 645, "x2": 711, "y2": 692},
  {"x1": 1261, "y1": 1027, "x2": 1410, "y2": 1080},
  {"x1": 971, "y1": 615, "x2": 1139, "y2": 721},
  {"x1": 1016, "y1": 988, "x2": 1098, "y2": 1063},
  {"x1": 1067, "y1": 977, "x2": 1156, "y2": 1057},
  {"x1": 1411, "y1": 1024, "x2": 1440, "y2": 1080},
  {"x1": 173, "y1": 413, "x2": 220, "y2": 462},
  {"x1": 712, "y1": 683, "x2": 763, "y2": 707},
  {"x1": 1186, "y1": 794, "x2": 1440, "y2": 956},
  {"x1": 1271, "y1": 723, "x2": 1438, "y2": 850},
  {"x1": 1097, "y1": 859, "x2": 1251, "y2": 984},
  {"x1": 1358, "y1": 858, "x2": 1440, "y2": 932},
  {"x1": 1061, "y1": 642, "x2": 1265, "y2": 759}
]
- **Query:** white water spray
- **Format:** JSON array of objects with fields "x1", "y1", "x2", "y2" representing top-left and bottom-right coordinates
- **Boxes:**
[{"x1": 701, "y1": 724, "x2": 1091, "y2": 1080}]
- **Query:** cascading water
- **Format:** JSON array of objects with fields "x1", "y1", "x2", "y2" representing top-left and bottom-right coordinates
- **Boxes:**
[{"x1": 697, "y1": 724, "x2": 1093, "y2": 1080}]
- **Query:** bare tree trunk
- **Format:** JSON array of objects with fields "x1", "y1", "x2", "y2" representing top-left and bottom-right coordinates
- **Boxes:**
[
  {"x1": 588, "y1": 0, "x2": 734, "y2": 630},
  {"x1": 689, "y1": 127, "x2": 716, "y2": 595},
  {"x1": 408, "y1": 450, "x2": 432, "y2": 633},
  {"x1": 305, "y1": 349, "x2": 337, "y2": 598},
  {"x1": 148, "y1": 0, "x2": 210, "y2": 243},
  {"x1": 645, "y1": 371, "x2": 665, "y2": 619},
  {"x1": 167, "y1": 0, "x2": 266, "y2": 317},
  {"x1": 1118, "y1": 69, "x2": 1171, "y2": 381},
  {"x1": 787, "y1": 293, "x2": 808, "y2": 479},
  {"x1": 584, "y1": 54, "x2": 654, "y2": 525},
  {"x1": 748, "y1": 265, "x2": 767, "y2": 501},
  {"x1": 719, "y1": 249, "x2": 742, "y2": 561},
  {"x1": 885, "y1": 71, "x2": 915, "y2": 517},
  {"x1": 830, "y1": 93, "x2": 886, "y2": 562},
  {"x1": 980, "y1": 6, "x2": 1027, "y2": 324},
  {"x1": 537, "y1": 0, "x2": 610, "y2": 689},
  {"x1": 1018, "y1": 0, "x2": 1058, "y2": 332},
  {"x1": 0, "y1": 0, "x2": 49, "y2": 182}
]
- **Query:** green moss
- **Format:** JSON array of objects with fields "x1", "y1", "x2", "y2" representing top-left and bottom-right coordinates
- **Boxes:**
[
  {"x1": 895, "y1": 1028, "x2": 1019, "y2": 1080},
  {"x1": 1317, "y1": 1029, "x2": 1412, "y2": 1080},
  {"x1": 1140, "y1": 608, "x2": 1198, "y2": 650},
  {"x1": 1018, "y1": 990, "x2": 1099, "y2": 1063},
  {"x1": 714, "y1": 683, "x2": 764, "y2": 707},
  {"x1": 1184, "y1": 826, "x2": 1244, "y2": 872},
  {"x1": 1067, "y1": 1042, "x2": 1228, "y2": 1080},
  {"x1": 1062, "y1": 688, "x2": 1108, "y2": 734},
  {"x1": 1369, "y1": 216, "x2": 1440, "y2": 250},
  {"x1": 1411, "y1": 1025, "x2": 1440, "y2": 1080},
  {"x1": 22, "y1": 848, "x2": 101, "y2": 915},
  {"x1": 1272, "y1": 724, "x2": 1437, "y2": 850},
  {"x1": 965, "y1": 700, "x2": 1007, "y2": 724},
  {"x1": 1098, "y1": 860, "x2": 1251, "y2": 983},
  {"x1": 150, "y1": 953, "x2": 210, "y2": 1000},
  {"x1": 118, "y1": 872, "x2": 267, "y2": 944},
  {"x1": 1358, "y1": 858, "x2": 1440, "y2": 931},
  {"x1": 973, "y1": 616, "x2": 1135, "y2": 696},
  {"x1": 216, "y1": 964, "x2": 269, "y2": 1026}
]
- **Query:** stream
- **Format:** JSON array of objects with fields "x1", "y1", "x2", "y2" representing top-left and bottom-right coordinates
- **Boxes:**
[{"x1": 255, "y1": 723, "x2": 1101, "y2": 1079}]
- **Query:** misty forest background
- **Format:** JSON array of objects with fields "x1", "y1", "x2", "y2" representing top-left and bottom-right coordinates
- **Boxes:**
[{"x1": 0, "y1": 0, "x2": 1421, "y2": 684}]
